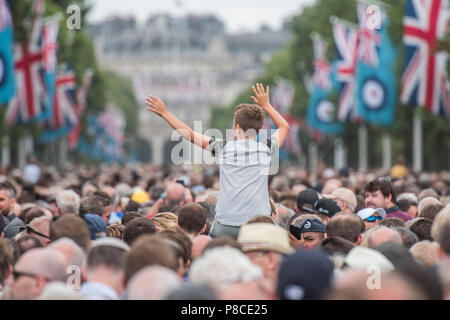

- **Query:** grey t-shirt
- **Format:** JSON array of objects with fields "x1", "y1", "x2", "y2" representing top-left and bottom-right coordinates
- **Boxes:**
[{"x1": 209, "y1": 137, "x2": 278, "y2": 226}]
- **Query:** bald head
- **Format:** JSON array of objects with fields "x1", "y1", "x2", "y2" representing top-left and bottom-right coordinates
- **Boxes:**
[
  {"x1": 48, "y1": 238, "x2": 86, "y2": 270},
  {"x1": 191, "y1": 235, "x2": 212, "y2": 260},
  {"x1": 126, "y1": 266, "x2": 182, "y2": 300},
  {"x1": 368, "y1": 227, "x2": 402, "y2": 249},
  {"x1": 322, "y1": 179, "x2": 343, "y2": 195},
  {"x1": 165, "y1": 183, "x2": 185, "y2": 206}
]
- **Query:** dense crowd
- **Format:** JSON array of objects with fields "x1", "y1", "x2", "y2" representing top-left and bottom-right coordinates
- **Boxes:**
[{"x1": 0, "y1": 160, "x2": 449, "y2": 300}]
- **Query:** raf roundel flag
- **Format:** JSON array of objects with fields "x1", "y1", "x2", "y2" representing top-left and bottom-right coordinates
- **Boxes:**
[{"x1": 0, "y1": 0, "x2": 15, "y2": 104}]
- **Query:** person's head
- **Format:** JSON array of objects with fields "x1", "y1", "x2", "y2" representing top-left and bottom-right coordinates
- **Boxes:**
[
  {"x1": 164, "y1": 183, "x2": 186, "y2": 209},
  {"x1": 392, "y1": 226, "x2": 419, "y2": 249},
  {"x1": 165, "y1": 283, "x2": 217, "y2": 300},
  {"x1": 152, "y1": 212, "x2": 178, "y2": 232},
  {"x1": 83, "y1": 213, "x2": 107, "y2": 240},
  {"x1": 238, "y1": 223, "x2": 294, "y2": 287},
  {"x1": 363, "y1": 178, "x2": 396, "y2": 209},
  {"x1": 79, "y1": 195, "x2": 110, "y2": 224},
  {"x1": 125, "y1": 235, "x2": 178, "y2": 284},
  {"x1": 9, "y1": 248, "x2": 66, "y2": 300},
  {"x1": 408, "y1": 217, "x2": 433, "y2": 241},
  {"x1": 233, "y1": 104, "x2": 265, "y2": 137},
  {"x1": 56, "y1": 190, "x2": 81, "y2": 215},
  {"x1": 177, "y1": 203, "x2": 206, "y2": 237},
  {"x1": 124, "y1": 200, "x2": 142, "y2": 214},
  {"x1": 153, "y1": 229, "x2": 192, "y2": 277},
  {"x1": 326, "y1": 213, "x2": 365, "y2": 245},
  {"x1": 271, "y1": 203, "x2": 295, "y2": 229},
  {"x1": 277, "y1": 250, "x2": 334, "y2": 300},
  {"x1": 410, "y1": 241, "x2": 441, "y2": 267},
  {"x1": 296, "y1": 189, "x2": 320, "y2": 213},
  {"x1": 396, "y1": 195, "x2": 418, "y2": 218},
  {"x1": 247, "y1": 215, "x2": 276, "y2": 225},
  {"x1": 48, "y1": 238, "x2": 87, "y2": 282},
  {"x1": 323, "y1": 188, "x2": 357, "y2": 213},
  {"x1": 419, "y1": 203, "x2": 445, "y2": 221},
  {"x1": 23, "y1": 207, "x2": 46, "y2": 225},
  {"x1": 123, "y1": 217, "x2": 157, "y2": 245},
  {"x1": 417, "y1": 188, "x2": 440, "y2": 202},
  {"x1": 107, "y1": 222, "x2": 125, "y2": 240},
  {"x1": 191, "y1": 235, "x2": 212, "y2": 260},
  {"x1": 378, "y1": 217, "x2": 405, "y2": 228},
  {"x1": 86, "y1": 237, "x2": 131, "y2": 295},
  {"x1": 126, "y1": 265, "x2": 182, "y2": 300},
  {"x1": 203, "y1": 236, "x2": 242, "y2": 254},
  {"x1": 373, "y1": 242, "x2": 414, "y2": 268},
  {"x1": 121, "y1": 211, "x2": 143, "y2": 226},
  {"x1": 320, "y1": 236, "x2": 355, "y2": 256},
  {"x1": 19, "y1": 216, "x2": 51, "y2": 246},
  {"x1": 189, "y1": 246, "x2": 263, "y2": 296},
  {"x1": 366, "y1": 227, "x2": 402, "y2": 249},
  {"x1": 0, "y1": 182, "x2": 16, "y2": 217},
  {"x1": 0, "y1": 239, "x2": 14, "y2": 285},
  {"x1": 149, "y1": 185, "x2": 165, "y2": 202},
  {"x1": 309, "y1": 198, "x2": 342, "y2": 224},
  {"x1": 357, "y1": 207, "x2": 386, "y2": 231},
  {"x1": 16, "y1": 235, "x2": 44, "y2": 255},
  {"x1": 50, "y1": 215, "x2": 91, "y2": 253}
]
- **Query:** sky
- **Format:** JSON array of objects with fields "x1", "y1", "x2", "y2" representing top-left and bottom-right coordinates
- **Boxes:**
[{"x1": 87, "y1": 0, "x2": 316, "y2": 33}]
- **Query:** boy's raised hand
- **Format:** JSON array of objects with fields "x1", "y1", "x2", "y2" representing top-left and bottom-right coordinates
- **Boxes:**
[
  {"x1": 251, "y1": 83, "x2": 271, "y2": 110},
  {"x1": 145, "y1": 95, "x2": 168, "y2": 117}
]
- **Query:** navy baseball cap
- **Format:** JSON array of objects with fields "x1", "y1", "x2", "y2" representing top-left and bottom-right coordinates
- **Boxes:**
[
  {"x1": 297, "y1": 189, "x2": 320, "y2": 211},
  {"x1": 289, "y1": 218, "x2": 326, "y2": 240},
  {"x1": 314, "y1": 198, "x2": 341, "y2": 217}
]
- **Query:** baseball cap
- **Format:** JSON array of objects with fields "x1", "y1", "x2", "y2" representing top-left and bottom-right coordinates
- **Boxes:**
[
  {"x1": 297, "y1": 189, "x2": 320, "y2": 211},
  {"x1": 313, "y1": 198, "x2": 342, "y2": 217},
  {"x1": 238, "y1": 223, "x2": 294, "y2": 255},
  {"x1": 357, "y1": 207, "x2": 386, "y2": 220},
  {"x1": 277, "y1": 250, "x2": 334, "y2": 300},
  {"x1": 323, "y1": 188, "x2": 357, "y2": 210},
  {"x1": 290, "y1": 218, "x2": 326, "y2": 240}
]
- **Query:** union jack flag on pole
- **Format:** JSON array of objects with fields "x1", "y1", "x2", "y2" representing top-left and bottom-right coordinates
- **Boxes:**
[
  {"x1": 401, "y1": 0, "x2": 450, "y2": 118},
  {"x1": 330, "y1": 16, "x2": 359, "y2": 121}
]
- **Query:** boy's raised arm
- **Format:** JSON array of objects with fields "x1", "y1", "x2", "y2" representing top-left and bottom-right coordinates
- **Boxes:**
[
  {"x1": 145, "y1": 95, "x2": 211, "y2": 149},
  {"x1": 251, "y1": 83, "x2": 290, "y2": 147}
]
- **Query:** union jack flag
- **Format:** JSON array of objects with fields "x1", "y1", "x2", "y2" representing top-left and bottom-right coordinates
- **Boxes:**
[
  {"x1": 42, "y1": 18, "x2": 59, "y2": 72},
  {"x1": 50, "y1": 70, "x2": 78, "y2": 129},
  {"x1": 401, "y1": 0, "x2": 450, "y2": 118},
  {"x1": 331, "y1": 17, "x2": 359, "y2": 121},
  {"x1": 312, "y1": 34, "x2": 332, "y2": 91},
  {"x1": 356, "y1": 0, "x2": 382, "y2": 67},
  {"x1": 281, "y1": 114, "x2": 302, "y2": 156},
  {"x1": 0, "y1": 0, "x2": 12, "y2": 30}
]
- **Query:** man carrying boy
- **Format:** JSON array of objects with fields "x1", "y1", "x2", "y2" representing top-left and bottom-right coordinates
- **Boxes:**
[{"x1": 145, "y1": 83, "x2": 290, "y2": 239}]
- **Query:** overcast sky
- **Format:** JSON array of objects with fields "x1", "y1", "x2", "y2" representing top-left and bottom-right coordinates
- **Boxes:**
[{"x1": 87, "y1": 0, "x2": 316, "y2": 33}]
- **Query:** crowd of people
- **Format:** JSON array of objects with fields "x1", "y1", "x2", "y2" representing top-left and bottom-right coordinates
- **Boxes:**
[
  {"x1": 0, "y1": 84, "x2": 449, "y2": 301},
  {"x1": 0, "y1": 161, "x2": 449, "y2": 300}
]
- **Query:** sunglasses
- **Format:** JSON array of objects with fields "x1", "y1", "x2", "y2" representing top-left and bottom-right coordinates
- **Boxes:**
[
  {"x1": 365, "y1": 215, "x2": 383, "y2": 222},
  {"x1": 19, "y1": 225, "x2": 50, "y2": 239},
  {"x1": 12, "y1": 269, "x2": 39, "y2": 281}
]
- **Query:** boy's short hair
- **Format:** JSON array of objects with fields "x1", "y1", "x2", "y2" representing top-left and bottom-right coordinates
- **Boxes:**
[{"x1": 234, "y1": 104, "x2": 265, "y2": 135}]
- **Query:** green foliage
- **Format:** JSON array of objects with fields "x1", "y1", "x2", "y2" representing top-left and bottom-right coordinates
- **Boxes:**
[{"x1": 211, "y1": 0, "x2": 450, "y2": 170}]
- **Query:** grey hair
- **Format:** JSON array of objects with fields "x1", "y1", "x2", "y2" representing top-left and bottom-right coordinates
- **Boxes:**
[
  {"x1": 48, "y1": 237, "x2": 87, "y2": 269},
  {"x1": 56, "y1": 190, "x2": 81, "y2": 215}
]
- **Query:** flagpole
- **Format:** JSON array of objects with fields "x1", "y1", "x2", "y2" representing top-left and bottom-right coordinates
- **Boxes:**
[
  {"x1": 1, "y1": 136, "x2": 10, "y2": 169},
  {"x1": 334, "y1": 137, "x2": 346, "y2": 170},
  {"x1": 382, "y1": 132, "x2": 391, "y2": 172},
  {"x1": 358, "y1": 123, "x2": 368, "y2": 172},
  {"x1": 309, "y1": 142, "x2": 318, "y2": 173},
  {"x1": 413, "y1": 109, "x2": 422, "y2": 172}
]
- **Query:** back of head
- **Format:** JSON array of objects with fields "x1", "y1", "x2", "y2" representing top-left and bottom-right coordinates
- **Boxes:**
[
  {"x1": 431, "y1": 204, "x2": 450, "y2": 243},
  {"x1": 373, "y1": 242, "x2": 414, "y2": 268},
  {"x1": 152, "y1": 212, "x2": 178, "y2": 231},
  {"x1": 326, "y1": 213, "x2": 364, "y2": 243},
  {"x1": 408, "y1": 217, "x2": 433, "y2": 241},
  {"x1": 393, "y1": 226, "x2": 419, "y2": 249},
  {"x1": 16, "y1": 235, "x2": 44, "y2": 254},
  {"x1": 56, "y1": 190, "x2": 81, "y2": 215},
  {"x1": 203, "y1": 236, "x2": 242, "y2": 254},
  {"x1": 410, "y1": 241, "x2": 441, "y2": 267},
  {"x1": 121, "y1": 211, "x2": 143, "y2": 226},
  {"x1": 177, "y1": 203, "x2": 206, "y2": 235},
  {"x1": 154, "y1": 229, "x2": 192, "y2": 266},
  {"x1": 246, "y1": 215, "x2": 276, "y2": 225},
  {"x1": 123, "y1": 217, "x2": 157, "y2": 245},
  {"x1": 165, "y1": 283, "x2": 217, "y2": 300},
  {"x1": 367, "y1": 226, "x2": 402, "y2": 249},
  {"x1": 126, "y1": 266, "x2": 181, "y2": 300},
  {"x1": 277, "y1": 250, "x2": 334, "y2": 300},
  {"x1": 17, "y1": 248, "x2": 67, "y2": 282},
  {"x1": 233, "y1": 104, "x2": 264, "y2": 135},
  {"x1": 125, "y1": 235, "x2": 178, "y2": 283},
  {"x1": 378, "y1": 217, "x2": 405, "y2": 228},
  {"x1": 87, "y1": 238, "x2": 130, "y2": 272},
  {"x1": 419, "y1": 203, "x2": 445, "y2": 221},
  {"x1": 189, "y1": 246, "x2": 262, "y2": 295},
  {"x1": 50, "y1": 215, "x2": 91, "y2": 252},
  {"x1": 296, "y1": 189, "x2": 320, "y2": 212},
  {"x1": 49, "y1": 237, "x2": 86, "y2": 269},
  {"x1": 79, "y1": 195, "x2": 108, "y2": 217},
  {"x1": 433, "y1": 218, "x2": 450, "y2": 256},
  {"x1": 320, "y1": 236, "x2": 355, "y2": 256},
  {"x1": 418, "y1": 197, "x2": 441, "y2": 216},
  {"x1": 0, "y1": 239, "x2": 14, "y2": 283},
  {"x1": 418, "y1": 188, "x2": 440, "y2": 202}
]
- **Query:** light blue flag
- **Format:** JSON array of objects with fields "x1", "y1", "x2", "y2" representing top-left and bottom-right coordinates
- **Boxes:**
[{"x1": 0, "y1": 0, "x2": 15, "y2": 104}]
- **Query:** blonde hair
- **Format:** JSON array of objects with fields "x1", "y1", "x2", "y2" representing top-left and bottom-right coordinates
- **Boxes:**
[
  {"x1": 107, "y1": 222, "x2": 125, "y2": 240},
  {"x1": 152, "y1": 212, "x2": 178, "y2": 231}
]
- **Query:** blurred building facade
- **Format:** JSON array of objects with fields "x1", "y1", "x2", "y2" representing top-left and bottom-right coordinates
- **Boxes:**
[{"x1": 87, "y1": 14, "x2": 291, "y2": 165}]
